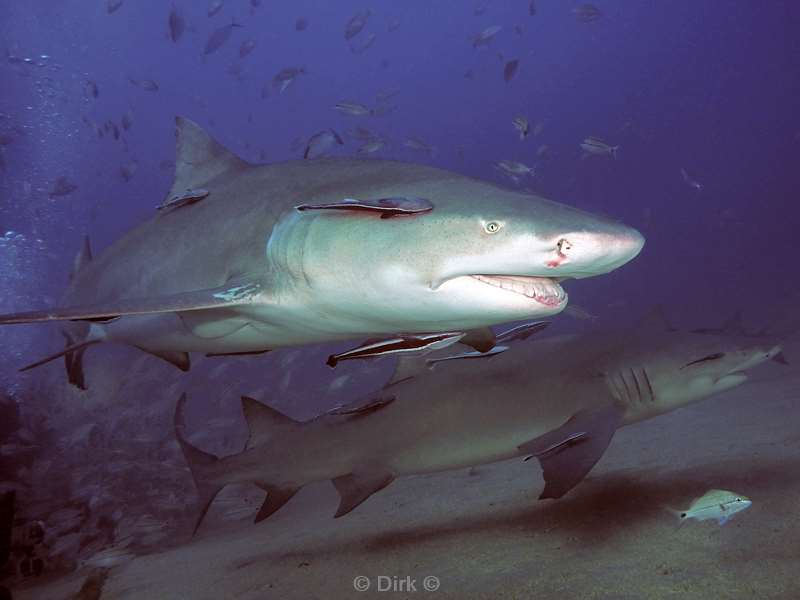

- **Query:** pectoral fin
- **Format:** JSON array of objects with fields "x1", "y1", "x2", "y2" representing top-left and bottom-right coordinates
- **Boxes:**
[
  {"x1": 460, "y1": 327, "x2": 496, "y2": 353},
  {"x1": 0, "y1": 276, "x2": 267, "y2": 325},
  {"x1": 520, "y1": 404, "x2": 623, "y2": 499}
]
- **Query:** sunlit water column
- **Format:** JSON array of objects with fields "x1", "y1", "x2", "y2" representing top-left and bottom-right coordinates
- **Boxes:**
[{"x1": 0, "y1": 2, "x2": 94, "y2": 394}]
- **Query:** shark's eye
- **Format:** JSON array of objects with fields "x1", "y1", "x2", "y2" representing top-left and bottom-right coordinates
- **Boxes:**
[
  {"x1": 681, "y1": 352, "x2": 725, "y2": 369},
  {"x1": 484, "y1": 221, "x2": 502, "y2": 234}
]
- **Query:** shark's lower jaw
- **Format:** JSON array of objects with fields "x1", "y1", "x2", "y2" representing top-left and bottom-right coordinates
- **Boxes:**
[{"x1": 471, "y1": 275, "x2": 566, "y2": 307}]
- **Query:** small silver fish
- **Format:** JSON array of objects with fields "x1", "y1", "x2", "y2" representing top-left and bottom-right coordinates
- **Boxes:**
[
  {"x1": 580, "y1": 136, "x2": 618, "y2": 159},
  {"x1": 573, "y1": 3, "x2": 602, "y2": 22},
  {"x1": 681, "y1": 168, "x2": 703, "y2": 191},
  {"x1": 471, "y1": 25, "x2": 502, "y2": 48},
  {"x1": 205, "y1": 22, "x2": 242, "y2": 55},
  {"x1": 139, "y1": 79, "x2": 159, "y2": 92},
  {"x1": 334, "y1": 101, "x2": 372, "y2": 116},
  {"x1": 512, "y1": 116, "x2": 530, "y2": 140},
  {"x1": 273, "y1": 67, "x2": 305, "y2": 93},
  {"x1": 494, "y1": 160, "x2": 534, "y2": 176},
  {"x1": 669, "y1": 490, "x2": 751, "y2": 526},
  {"x1": 357, "y1": 138, "x2": 385, "y2": 154},
  {"x1": 403, "y1": 137, "x2": 434, "y2": 155},
  {"x1": 344, "y1": 9, "x2": 371, "y2": 40}
]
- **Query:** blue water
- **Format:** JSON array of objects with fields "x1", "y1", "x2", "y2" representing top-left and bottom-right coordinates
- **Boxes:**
[{"x1": 1, "y1": 0, "x2": 798, "y2": 595}]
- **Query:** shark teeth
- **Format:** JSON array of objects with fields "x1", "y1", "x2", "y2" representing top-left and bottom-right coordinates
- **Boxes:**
[{"x1": 471, "y1": 275, "x2": 566, "y2": 306}]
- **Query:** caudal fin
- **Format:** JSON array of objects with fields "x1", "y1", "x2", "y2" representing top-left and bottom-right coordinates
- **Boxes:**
[{"x1": 174, "y1": 393, "x2": 225, "y2": 536}]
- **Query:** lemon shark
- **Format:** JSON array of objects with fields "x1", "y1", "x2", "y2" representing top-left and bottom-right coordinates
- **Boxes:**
[
  {"x1": 0, "y1": 117, "x2": 644, "y2": 388},
  {"x1": 175, "y1": 310, "x2": 784, "y2": 533}
]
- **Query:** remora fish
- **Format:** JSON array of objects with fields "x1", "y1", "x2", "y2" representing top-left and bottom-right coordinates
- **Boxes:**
[
  {"x1": 667, "y1": 490, "x2": 752, "y2": 526},
  {"x1": 176, "y1": 310, "x2": 781, "y2": 530},
  {"x1": 1, "y1": 117, "x2": 643, "y2": 389},
  {"x1": 326, "y1": 331, "x2": 465, "y2": 367}
]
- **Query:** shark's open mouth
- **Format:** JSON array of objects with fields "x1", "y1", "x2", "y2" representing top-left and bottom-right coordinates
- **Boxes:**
[{"x1": 471, "y1": 275, "x2": 566, "y2": 307}]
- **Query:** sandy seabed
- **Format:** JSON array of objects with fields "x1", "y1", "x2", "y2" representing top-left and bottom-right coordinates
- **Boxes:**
[{"x1": 13, "y1": 336, "x2": 800, "y2": 600}]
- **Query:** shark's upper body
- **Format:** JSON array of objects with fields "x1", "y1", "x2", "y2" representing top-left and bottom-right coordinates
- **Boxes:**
[
  {"x1": 3, "y1": 117, "x2": 644, "y2": 388},
  {"x1": 176, "y1": 312, "x2": 784, "y2": 530}
]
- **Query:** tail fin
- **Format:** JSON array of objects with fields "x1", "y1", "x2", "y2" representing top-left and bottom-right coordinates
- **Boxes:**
[{"x1": 174, "y1": 393, "x2": 225, "y2": 536}]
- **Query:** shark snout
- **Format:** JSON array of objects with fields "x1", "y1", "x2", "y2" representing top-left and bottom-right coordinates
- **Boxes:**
[
  {"x1": 549, "y1": 226, "x2": 644, "y2": 279},
  {"x1": 733, "y1": 344, "x2": 783, "y2": 373}
]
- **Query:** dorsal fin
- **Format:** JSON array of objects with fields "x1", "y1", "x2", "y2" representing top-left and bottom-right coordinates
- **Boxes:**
[
  {"x1": 168, "y1": 117, "x2": 247, "y2": 201},
  {"x1": 69, "y1": 235, "x2": 92, "y2": 283},
  {"x1": 240, "y1": 396, "x2": 299, "y2": 449}
]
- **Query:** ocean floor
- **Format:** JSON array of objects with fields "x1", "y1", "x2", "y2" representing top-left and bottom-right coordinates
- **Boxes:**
[{"x1": 13, "y1": 336, "x2": 800, "y2": 600}]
